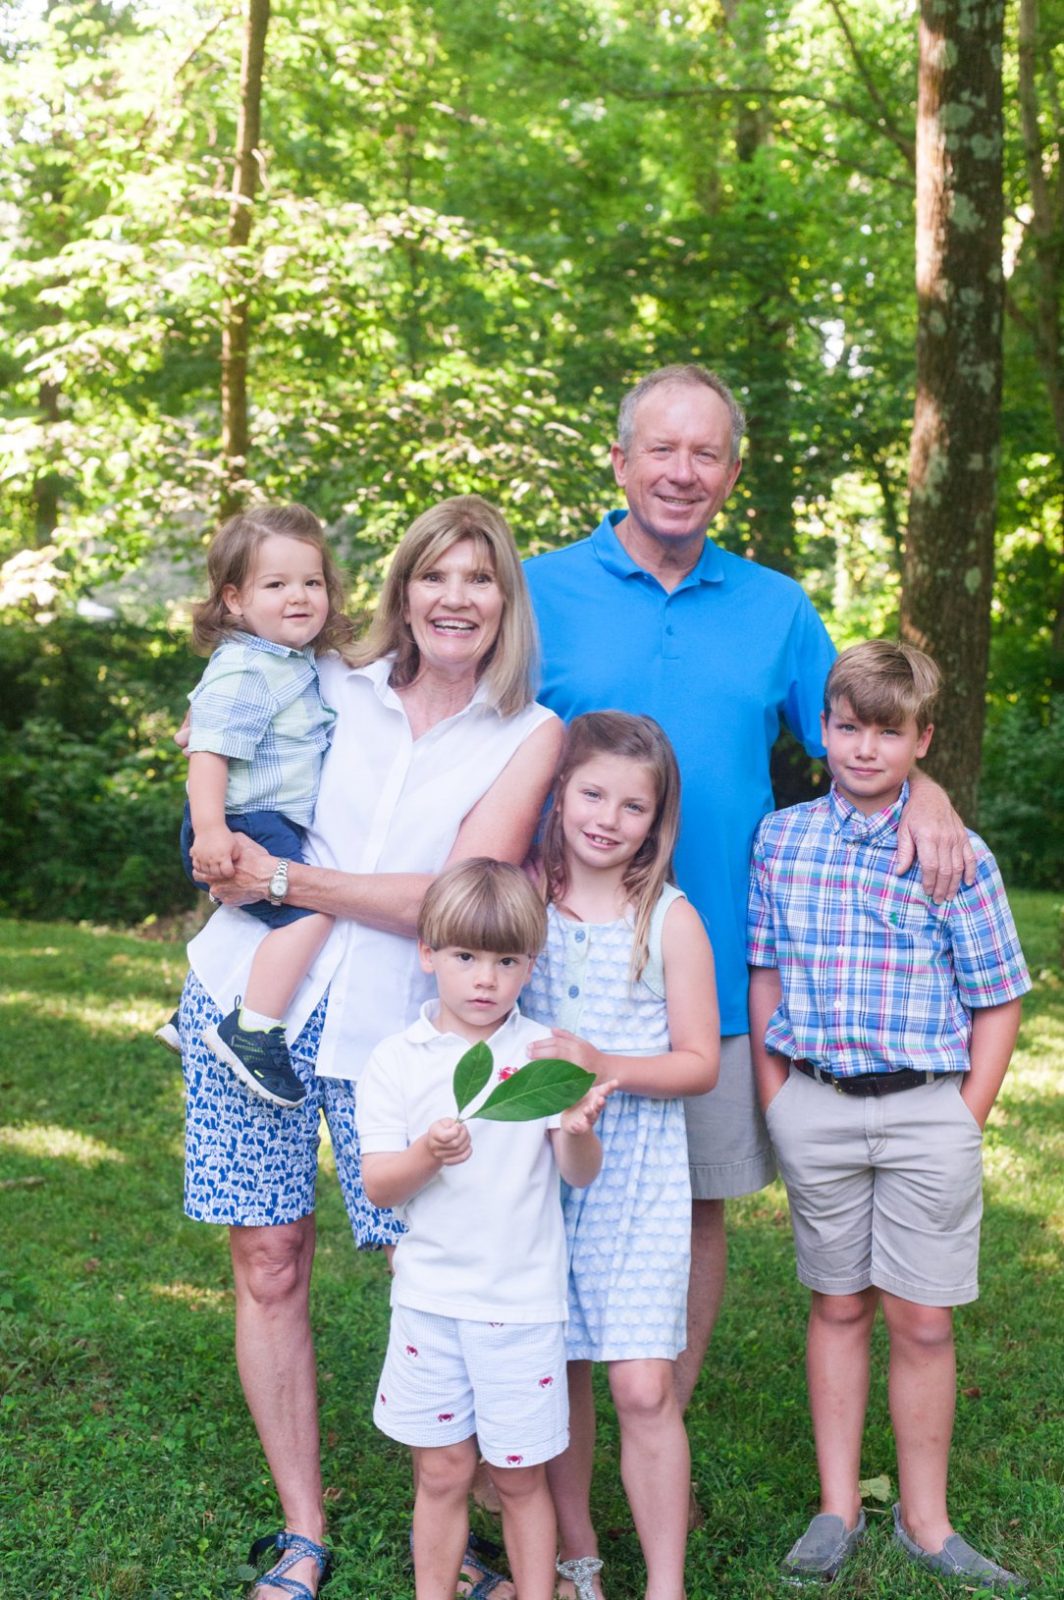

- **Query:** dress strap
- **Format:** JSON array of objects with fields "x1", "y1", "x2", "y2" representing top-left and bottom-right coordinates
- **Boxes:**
[{"x1": 641, "y1": 883, "x2": 686, "y2": 1000}]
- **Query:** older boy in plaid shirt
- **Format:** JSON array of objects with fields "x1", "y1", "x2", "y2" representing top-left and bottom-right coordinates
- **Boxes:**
[{"x1": 748, "y1": 640, "x2": 1031, "y2": 1590}]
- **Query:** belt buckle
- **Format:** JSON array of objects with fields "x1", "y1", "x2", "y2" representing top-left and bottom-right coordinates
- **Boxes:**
[{"x1": 833, "y1": 1077, "x2": 845, "y2": 1095}]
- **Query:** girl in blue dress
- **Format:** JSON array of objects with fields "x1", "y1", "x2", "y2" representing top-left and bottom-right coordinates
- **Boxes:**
[{"x1": 523, "y1": 712, "x2": 719, "y2": 1600}]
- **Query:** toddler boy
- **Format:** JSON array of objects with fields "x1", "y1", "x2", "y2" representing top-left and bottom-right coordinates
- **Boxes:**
[
  {"x1": 747, "y1": 640, "x2": 1031, "y2": 1590},
  {"x1": 357, "y1": 857, "x2": 613, "y2": 1600}
]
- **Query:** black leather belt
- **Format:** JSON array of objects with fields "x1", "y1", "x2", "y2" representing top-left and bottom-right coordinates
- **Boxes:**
[{"x1": 791, "y1": 1058, "x2": 945, "y2": 1097}]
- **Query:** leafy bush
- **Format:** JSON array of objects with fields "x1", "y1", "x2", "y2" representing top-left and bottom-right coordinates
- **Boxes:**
[
  {"x1": 978, "y1": 696, "x2": 1064, "y2": 890},
  {"x1": 0, "y1": 619, "x2": 198, "y2": 923}
]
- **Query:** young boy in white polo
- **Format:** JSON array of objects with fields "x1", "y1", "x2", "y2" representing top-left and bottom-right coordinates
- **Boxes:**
[
  {"x1": 747, "y1": 640, "x2": 1031, "y2": 1590},
  {"x1": 357, "y1": 857, "x2": 614, "y2": 1600}
]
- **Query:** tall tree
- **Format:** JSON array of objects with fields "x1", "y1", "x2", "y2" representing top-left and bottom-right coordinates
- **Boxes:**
[
  {"x1": 902, "y1": 0, "x2": 1006, "y2": 818},
  {"x1": 221, "y1": 0, "x2": 271, "y2": 515}
]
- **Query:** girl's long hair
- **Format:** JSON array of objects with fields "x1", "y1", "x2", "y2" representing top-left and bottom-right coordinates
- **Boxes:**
[
  {"x1": 539, "y1": 712, "x2": 682, "y2": 984},
  {"x1": 191, "y1": 503, "x2": 355, "y2": 657}
]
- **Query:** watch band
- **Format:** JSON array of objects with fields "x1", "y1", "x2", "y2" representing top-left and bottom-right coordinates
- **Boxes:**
[{"x1": 267, "y1": 858, "x2": 290, "y2": 906}]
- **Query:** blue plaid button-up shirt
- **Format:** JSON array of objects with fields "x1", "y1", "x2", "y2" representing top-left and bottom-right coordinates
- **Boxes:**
[
  {"x1": 187, "y1": 632, "x2": 335, "y2": 826},
  {"x1": 746, "y1": 782, "x2": 1031, "y2": 1077}
]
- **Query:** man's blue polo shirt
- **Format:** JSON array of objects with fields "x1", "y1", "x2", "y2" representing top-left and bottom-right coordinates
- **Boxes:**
[{"x1": 525, "y1": 509, "x2": 836, "y2": 1035}]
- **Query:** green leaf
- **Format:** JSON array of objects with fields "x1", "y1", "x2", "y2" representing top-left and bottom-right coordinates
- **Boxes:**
[
  {"x1": 858, "y1": 1474, "x2": 893, "y2": 1504},
  {"x1": 469, "y1": 1058, "x2": 595, "y2": 1122},
  {"x1": 452, "y1": 1040, "x2": 494, "y2": 1115}
]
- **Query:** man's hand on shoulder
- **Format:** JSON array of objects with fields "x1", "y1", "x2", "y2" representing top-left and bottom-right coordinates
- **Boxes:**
[{"x1": 895, "y1": 769, "x2": 976, "y2": 902}]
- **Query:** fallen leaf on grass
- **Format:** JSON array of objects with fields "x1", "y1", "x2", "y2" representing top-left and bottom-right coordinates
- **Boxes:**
[{"x1": 858, "y1": 1474, "x2": 893, "y2": 1503}]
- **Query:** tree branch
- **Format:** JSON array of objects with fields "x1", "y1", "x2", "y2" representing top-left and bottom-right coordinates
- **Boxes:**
[{"x1": 823, "y1": 0, "x2": 916, "y2": 170}]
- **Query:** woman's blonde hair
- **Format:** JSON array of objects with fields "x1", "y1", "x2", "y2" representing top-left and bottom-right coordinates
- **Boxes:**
[
  {"x1": 539, "y1": 712, "x2": 682, "y2": 984},
  {"x1": 418, "y1": 857, "x2": 547, "y2": 956},
  {"x1": 191, "y1": 503, "x2": 355, "y2": 656},
  {"x1": 346, "y1": 495, "x2": 537, "y2": 716}
]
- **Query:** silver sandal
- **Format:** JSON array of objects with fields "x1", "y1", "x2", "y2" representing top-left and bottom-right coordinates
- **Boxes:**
[{"x1": 556, "y1": 1555, "x2": 604, "y2": 1600}]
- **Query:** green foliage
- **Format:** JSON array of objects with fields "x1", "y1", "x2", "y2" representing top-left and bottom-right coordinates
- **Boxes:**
[
  {"x1": 468, "y1": 1057, "x2": 595, "y2": 1121},
  {"x1": 979, "y1": 697, "x2": 1064, "y2": 891},
  {"x1": 0, "y1": 619, "x2": 196, "y2": 923},
  {"x1": 452, "y1": 1039, "x2": 495, "y2": 1114},
  {"x1": 453, "y1": 1040, "x2": 596, "y2": 1120},
  {"x1": 1, "y1": 0, "x2": 1061, "y2": 875}
]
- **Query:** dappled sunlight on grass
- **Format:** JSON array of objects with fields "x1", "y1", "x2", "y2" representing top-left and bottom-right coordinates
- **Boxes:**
[
  {"x1": 149, "y1": 1282, "x2": 233, "y2": 1310},
  {"x1": 0, "y1": 1124, "x2": 127, "y2": 1165},
  {"x1": 1, "y1": 990, "x2": 179, "y2": 1039}
]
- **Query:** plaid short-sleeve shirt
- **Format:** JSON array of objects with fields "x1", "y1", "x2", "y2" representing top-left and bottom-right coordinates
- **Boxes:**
[
  {"x1": 186, "y1": 632, "x2": 335, "y2": 826},
  {"x1": 746, "y1": 783, "x2": 1031, "y2": 1077}
]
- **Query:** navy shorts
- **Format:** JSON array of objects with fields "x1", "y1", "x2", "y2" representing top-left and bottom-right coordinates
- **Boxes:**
[{"x1": 180, "y1": 801, "x2": 316, "y2": 929}]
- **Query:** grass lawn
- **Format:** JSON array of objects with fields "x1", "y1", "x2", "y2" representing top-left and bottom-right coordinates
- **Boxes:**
[{"x1": 1, "y1": 892, "x2": 1061, "y2": 1598}]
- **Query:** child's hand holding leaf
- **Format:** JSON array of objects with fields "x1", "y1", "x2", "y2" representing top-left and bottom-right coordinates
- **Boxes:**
[{"x1": 426, "y1": 1117, "x2": 472, "y2": 1166}]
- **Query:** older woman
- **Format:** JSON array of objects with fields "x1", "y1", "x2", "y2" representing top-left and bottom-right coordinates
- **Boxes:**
[{"x1": 180, "y1": 496, "x2": 562, "y2": 1600}]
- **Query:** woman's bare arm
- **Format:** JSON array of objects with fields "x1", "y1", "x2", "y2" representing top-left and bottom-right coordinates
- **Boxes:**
[{"x1": 211, "y1": 714, "x2": 564, "y2": 936}]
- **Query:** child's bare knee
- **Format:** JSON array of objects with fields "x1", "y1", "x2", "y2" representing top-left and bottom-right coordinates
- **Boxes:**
[
  {"x1": 414, "y1": 1440, "x2": 478, "y2": 1499},
  {"x1": 609, "y1": 1359, "x2": 676, "y2": 1423},
  {"x1": 882, "y1": 1294, "x2": 954, "y2": 1350},
  {"x1": 488, "y1": 1461, "x2": 547, "y2": 1504},
  {"x1": 810, "y1": 1288, "x2": 877, "y2": 1329}
]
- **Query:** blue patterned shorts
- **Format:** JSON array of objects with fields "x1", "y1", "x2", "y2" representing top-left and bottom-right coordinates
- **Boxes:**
[{"x1": 180, "y1": 971, "x2": 406, "y2": 1249}]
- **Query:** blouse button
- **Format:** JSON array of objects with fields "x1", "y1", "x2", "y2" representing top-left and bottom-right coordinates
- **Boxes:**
[
  {"x1": 574, "y1": 930, "x2": 586, "y2": 943},
  {"x1": 568, "y1": 984, "x2": 580, "y2": 999}
]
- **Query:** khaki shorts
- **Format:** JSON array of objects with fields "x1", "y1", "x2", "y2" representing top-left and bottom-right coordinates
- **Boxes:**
[
  {"x1": 685, "y1": 1034, "x2": 777, "y2": 1200},
  {"x1": 764, "y1": 1066, "x2": 984, "y2": 1307}
]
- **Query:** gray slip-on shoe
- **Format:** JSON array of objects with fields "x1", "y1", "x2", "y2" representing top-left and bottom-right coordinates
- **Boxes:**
[
  {"x1": 781, "y1": 1510, "x2": 866, "y2": 1584},
  {"x1": 892, "y1": 1504, "x2": 1027, "y2": 1591}
]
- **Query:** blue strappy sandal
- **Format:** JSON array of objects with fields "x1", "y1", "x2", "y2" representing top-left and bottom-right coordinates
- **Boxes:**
[{"x1": 247, "y1": 1531, "x2": 335, "y2": 1599}]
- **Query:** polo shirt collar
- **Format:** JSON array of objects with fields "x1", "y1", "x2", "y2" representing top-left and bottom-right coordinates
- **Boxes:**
[
  {"x1": 231, "y1": 629, "x2": 314, "y2": 662},
  {"x1": 406, "y1": 999, "x2": 525, "y2": 1048},
  {"x1": 828, "y1": 779, "x2": 909, "y2": 844},
  {"x1": 591, "y1": 509, "x2": 726, "y2": 589}
]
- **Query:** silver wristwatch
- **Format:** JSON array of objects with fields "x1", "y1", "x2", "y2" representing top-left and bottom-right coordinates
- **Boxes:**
[{"x1": 267, "y1": 858, "x2": 290, "y2": 906}]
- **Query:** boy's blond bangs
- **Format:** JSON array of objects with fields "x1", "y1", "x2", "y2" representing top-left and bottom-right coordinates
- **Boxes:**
[
  {"x1": 826, "y1": 640, "x2": 942, "y2": 732},
  {"x1": 418, "y1": 858, "x2": 547, "y2": 956}
]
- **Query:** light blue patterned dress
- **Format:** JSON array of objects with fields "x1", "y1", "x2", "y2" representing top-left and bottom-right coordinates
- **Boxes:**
[{"x1": 522, "y1": 886, "x2": 692, "y2": 1361}]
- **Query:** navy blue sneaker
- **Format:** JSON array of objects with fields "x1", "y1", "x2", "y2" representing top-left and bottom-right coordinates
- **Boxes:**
[{"x1": 204, "y1": 1009, "x2": 306, "y2": 1108}]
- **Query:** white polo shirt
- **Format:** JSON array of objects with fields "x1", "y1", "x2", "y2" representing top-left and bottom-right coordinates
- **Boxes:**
[
  {"x1": 357, "y1": 1005, "x2": 567, "y2": 1323},
  {"x1": 188, "y1": 654, "x2": 556, "y2": 1079}
]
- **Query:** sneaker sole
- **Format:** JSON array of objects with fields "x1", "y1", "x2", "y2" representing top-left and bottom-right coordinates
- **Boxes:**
[
  {"x1": 202, "y1": 1024, "x2": 306, "y2": 1109},
  {"x1": 154, "y1": 1023, "x2": 182, "y2": 1056}
]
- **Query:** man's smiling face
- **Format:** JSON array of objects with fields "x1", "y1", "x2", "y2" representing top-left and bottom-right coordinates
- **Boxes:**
[{"x1": 610, "y1": 380, "x2": 742, "y2": 564}]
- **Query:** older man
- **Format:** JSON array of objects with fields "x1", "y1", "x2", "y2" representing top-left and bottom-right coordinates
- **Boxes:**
[{"x1": 525, "y1": 364, "x2": 971, "y2": 1414}]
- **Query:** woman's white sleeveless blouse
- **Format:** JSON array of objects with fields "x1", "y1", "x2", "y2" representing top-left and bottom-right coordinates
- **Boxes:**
[{"x1": 188, "y1": 654, "x2": 555, "y2": 1081}]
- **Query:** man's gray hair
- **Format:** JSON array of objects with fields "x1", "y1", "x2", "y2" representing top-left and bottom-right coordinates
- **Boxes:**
[{"x1": 616, "y1": 364, "x2": 747, "y2": 464}]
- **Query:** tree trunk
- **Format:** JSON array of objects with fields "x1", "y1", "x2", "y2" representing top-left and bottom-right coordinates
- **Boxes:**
[
  {"x1": 220, "y1": 0, "x2": 271, "y2": 518},
  {"x1": 902, "y1": 0, "x2": 1005, "y2": 821}
]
